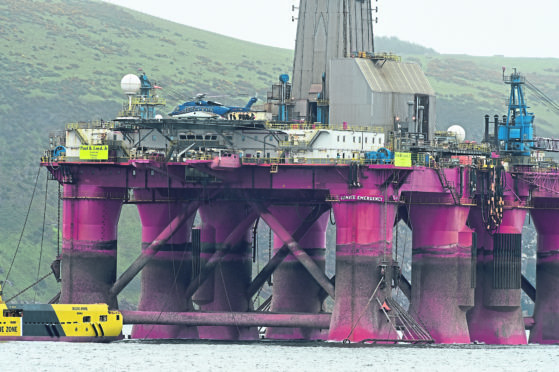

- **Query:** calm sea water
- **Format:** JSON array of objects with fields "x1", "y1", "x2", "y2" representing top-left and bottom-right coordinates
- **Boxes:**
[{"x1": 1, "y1": 336, "x2": 558, "y2": 372}]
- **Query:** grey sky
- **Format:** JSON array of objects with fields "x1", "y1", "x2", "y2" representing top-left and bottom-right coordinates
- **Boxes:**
[{"x1": 103, "y1": 0, "x2": 559, "y2": 58}]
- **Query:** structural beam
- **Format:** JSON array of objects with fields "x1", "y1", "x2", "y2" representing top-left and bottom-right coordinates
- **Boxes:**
[
  {"x1": 247, "y1": 203, "x2": 331, "y2": 298},
  {"x1": 122, "y1": 310, "x2": 331, "y2": 328},
  {"x1": 184, "y1": 211, "x2": 259, "y2": 301},
  {"x1": 109, "y1": 202, "x2": 200, "y2": 299},
  {"x1": 251, "y1": 202, "x2": 335, "y2": 299},
  {"x1": 521, "y1": 274, "x2": 536, "y2": 302}
]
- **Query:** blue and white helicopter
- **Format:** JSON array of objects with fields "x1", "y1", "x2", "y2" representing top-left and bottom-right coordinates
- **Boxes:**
[{"x1": 169, "y1": 94, "x2": 258, "y2": 119}]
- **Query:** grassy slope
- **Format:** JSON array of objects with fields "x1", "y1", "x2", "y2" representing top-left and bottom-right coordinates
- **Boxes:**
[{"x1": 0, "y1": 0, "x2": 556, "y2": 306}]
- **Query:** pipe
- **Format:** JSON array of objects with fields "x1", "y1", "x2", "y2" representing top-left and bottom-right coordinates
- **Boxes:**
[
  {"x1": 484, "y1": 114, "x2": 490, "y2": 143},
  {"x1": 494, "y1": 115, "x2": 500, "y2": 150},
  {"x1": 122, "y1": 311, "x2": 331, "y2": 328}
]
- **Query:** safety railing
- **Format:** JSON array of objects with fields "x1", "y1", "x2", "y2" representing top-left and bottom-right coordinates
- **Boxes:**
[
  {"x1": 66, "y1": 121, "x2": 117, "y2": 130},
  {"x1": 265, "y1": 122, "x2": 384, "y2": 133}
]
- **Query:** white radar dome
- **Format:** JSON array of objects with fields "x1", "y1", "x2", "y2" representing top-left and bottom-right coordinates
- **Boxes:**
[
  {"x1": 447, "y1": 125, "x2": 466, "y2": 143},
  {"x1": 120, "y1": 74, "x2": 141, "y2": 95}
]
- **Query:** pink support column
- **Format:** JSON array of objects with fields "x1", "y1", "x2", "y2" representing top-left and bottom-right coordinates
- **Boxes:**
[
  {"x1": 467, "y1": 208, "x2": 527, "y2": 345},
  {"x1": 529, "y1": 207, "x2": 559, "y2": 344},
  {"x1": 61, "y1": 185, "x2": 125, "y2": 308},
  {"x1": 195, "y1": 202, "x2": 258, "y2": 340},
  {"x1": 131, "y1": 189, "x2": 198, "y2": 339},
  {"x1": 265, "y1": 205, "x2": 329, "y2": 340},
  {"x1": 328, "y1": 198, "x2": 397, "y2": 342},
  {"x1": 409, "y1": 205, "x2": 472, "y2": 344}
]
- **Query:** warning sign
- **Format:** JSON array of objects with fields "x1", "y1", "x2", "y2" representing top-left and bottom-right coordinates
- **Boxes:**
[
  {"x1": 80, "y1": 145, "x2": 109, "y2": 160},
  {"x1": 0, "y1": 318, "x2": 22, "y2": 337},
  {"x1": 394, "y1": 152, "x2": 412, "y2": 167}
]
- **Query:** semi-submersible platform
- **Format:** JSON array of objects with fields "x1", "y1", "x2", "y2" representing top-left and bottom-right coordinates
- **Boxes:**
[{"x1": 38, "y1": 0, "x2": 559, "y2": 344}]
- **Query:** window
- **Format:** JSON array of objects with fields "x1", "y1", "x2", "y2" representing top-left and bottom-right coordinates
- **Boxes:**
[
  {"x1": 152, "y1": 135, "x2": 157, "y2": 141},
  {"x1": 337, "y1": 135, "x2": 340, "y2": 142},
  {"x1": 353, "y1": 137, "x2": 355, "y2": 143},
  {"x1": 99, "y1": 315, "x2": 107, "y2": 322},
  {"x1": 3, "y1": 309, "x2": 23, "y2": 317},
  {"x1": 365, "y1": 137, "x2": 368, "y2": 144},
  {"x1": 343, "y1": 136, "x2": 346, "y2": 143},
  {"x1": 83, "y1": 316, "x2": 91, "y2": 323}
]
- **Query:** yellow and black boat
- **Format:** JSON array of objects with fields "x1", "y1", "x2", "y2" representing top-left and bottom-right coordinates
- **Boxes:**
[{"x1": 0, "y1": 283, "x2": 123, "y2": 342}]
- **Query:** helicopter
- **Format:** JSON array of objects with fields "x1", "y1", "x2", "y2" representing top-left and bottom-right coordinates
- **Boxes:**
[{"x1": 169, "y1": 93, "x2": 258, "y2": 119}]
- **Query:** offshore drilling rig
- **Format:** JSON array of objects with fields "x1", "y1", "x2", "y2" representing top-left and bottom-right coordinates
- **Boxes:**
[{"x1": 38, "y1": 0, "x2": 559, "y2": 344}]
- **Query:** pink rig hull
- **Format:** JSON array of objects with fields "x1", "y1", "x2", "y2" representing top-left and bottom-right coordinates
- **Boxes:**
[
  {"x1": 44, "y1": 160, "x2": 559, "y2": 343},
  {"x1": 530, "y1": 207, "x2": 559, "y2": 344},
  {"x1": 408, "y1": 205, "x2": 473, "y2": 344},
  {"x1": 131, "y1": 189, "x2": 198, "y2": 340},
  {"x1": 467, "y1": 207, "x2": 527, "y2": 345},
  {"x1": 266, "y1": 205, "x2": 329, "y2": 340}
]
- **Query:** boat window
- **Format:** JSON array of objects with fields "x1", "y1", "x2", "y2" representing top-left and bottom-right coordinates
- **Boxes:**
[
  {"x1": 211, "y1": 135, "x2": 218, "y2": 140},
  {"x1": 116, "y1": 315, "x2": 120, "y2": 321},
  {"x1": 99, "y1": 315, "x2": 107, "y2": 322},
  {"x1": 179, "y1": 133, "x2": 187, "y2": 140},
  {"x1": 187, "y1": 134, "x2": 195, "y2": 140},
  {"x1": 83, "y1": 316, "x2": 91, "y2": 323},
  {"x1": 195, "y1": 135, "x2": 203, "y2": 140},
  {"x1": 3, "y1": 309, "x2": 23, "y2": 317}
]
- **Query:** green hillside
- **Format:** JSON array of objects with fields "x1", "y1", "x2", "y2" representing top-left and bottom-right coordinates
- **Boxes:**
[{"x1": 0, "y1": 0, "x2": 557, "y2": 306}]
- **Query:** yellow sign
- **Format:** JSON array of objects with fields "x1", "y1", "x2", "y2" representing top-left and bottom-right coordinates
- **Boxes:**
[
  {"x1": 0, "y1": 318, "x2": 22, "y2": 336},
  {"x1": 80, "y1": 145, "x2": 108, "y2": 160},
  {"x1": 394, "y1": 152, "x2": 412, "y2": 167}
]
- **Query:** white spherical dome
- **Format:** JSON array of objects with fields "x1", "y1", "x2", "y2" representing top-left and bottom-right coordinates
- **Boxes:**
[
  {"x1": 155, "y1": 114, "x2": 163, "y2": 121},
  {"x1": 121, "y1": 74, "x2": 141, "y2": 95},
  {"x1": 447, "y1": 124, "x2": 466, "y2": 143}
]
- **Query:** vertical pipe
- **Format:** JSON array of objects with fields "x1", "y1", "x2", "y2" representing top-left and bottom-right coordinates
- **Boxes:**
[
  {"x1": 196, "y1": 201, "x2": 257, "y2": 340},
  {"x1": 265, "y1": 205, "x2": 329, "y2": 340},
  {"x1": 61, "y1": 185, "x2": 124, "y2": 308},
  {"x1": 494, "y1": 115, "x2": 500, "y2": 150},
  {"x1": 328, "y1": 197, "x2": 397, "y2": 342},
  {"x1": 467, "y1": 207, "x2": 527, "y2": 344},
  {"x1": 408, "y1": 205, "x2": 472, "y2": 343},
  {"x1": 484, "y1": 114, "x2": 490, "y2": 143},
  {"x1": 131, "y1": 189, "x2": 198, "y2": 340},
  {"x1": 529, "y1": 207, "x2": 559, "y2": 344}
]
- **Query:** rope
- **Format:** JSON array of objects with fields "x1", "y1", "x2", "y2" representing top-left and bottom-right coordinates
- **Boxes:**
[
  {"x1": 344, "y1": 275, "x2": 384, "y2": 342},
  {"x1": 143, "y1": 175, "x2": 191, "y2": 339},
  {"x1": 219, "y1": 261, "x2": 242, "y2": 336},
  {"x1": 57, "y1": 183, "x2": 61, "y2": 256},
  {"x1": 4, "y1": 167, "x2": 41, "y2": 285},
  {"x1": 6, "y1": 272, "x2": 53, "y2": 303},
  {"x1": 34, "y1": 172, "x2": 49, "y2": 303}
]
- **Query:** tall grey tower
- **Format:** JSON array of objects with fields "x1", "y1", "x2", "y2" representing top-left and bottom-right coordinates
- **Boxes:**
[{"x1": 291, "y1": 0, "x2": 376, "y2": 120}]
